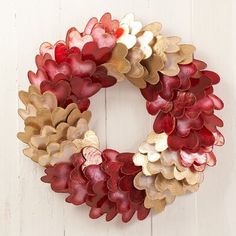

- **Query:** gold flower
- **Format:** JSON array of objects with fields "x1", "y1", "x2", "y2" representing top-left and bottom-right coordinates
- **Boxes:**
[
  {"x1": 17, "y1": 86, "x2": 95, "y2": 166},
  {"x1": 133, "y1": 133, "x2": 203, "y2": 213}
]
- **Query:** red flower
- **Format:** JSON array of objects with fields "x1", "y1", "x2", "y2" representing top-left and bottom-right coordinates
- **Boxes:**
[
  {"x1": 41, "y1": 148, "x2": 150, "y2": 222},
  {"x1": 41, "y1": 163, "x2": 73, "y2": 193},
  {"x1": 141, "y1": 60, "x2": 224, "y2": 171},
  {"x1": 28, "y1": 13, "x2": 119, "y2": 110}
]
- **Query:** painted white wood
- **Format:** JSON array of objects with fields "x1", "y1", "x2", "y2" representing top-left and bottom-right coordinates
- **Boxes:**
[
  {"x1": 0, "y1": 0, "x2": 235, "y2": 235},
  {"x1": 0, "y1": 1, "x2": 20, "y2": 236},
  {"x1": 191, "y1": 1, "x2": 236, "y2": 236},
  {"x1": 149, "y1": 1, "x2": 199, "y2": 235},
  {"x1": 14, "y1": 1, "x2": 66, "y2": 236}
]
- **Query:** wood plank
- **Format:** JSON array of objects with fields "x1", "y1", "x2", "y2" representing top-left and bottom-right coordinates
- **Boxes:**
[
  {"x1": 148, "y1": 0, "x2": 199, "y2": 235},
  {"x1": 192, "y1": 0, "x2": 236, "y2": 235},
  {"x1": 15, "y1": 1, "x2": 65, "y2": 235},
  {"x1": 0, "y1": 2, "x2": 20, "y2": 236}
]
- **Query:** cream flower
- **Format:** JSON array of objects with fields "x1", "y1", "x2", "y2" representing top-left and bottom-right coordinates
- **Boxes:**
[
  {"x1": 117, "y1": 13, "x2": 142, "y2": 49},
  {"x1": 134, "y1": 149, "x2": 204, "y2": 213},
  {"x1": 133, "y1": 132, "x2": 168, "y2": 175},
  {"x1": 153, "y1": 36, "x2": 181, "y2": 61},
  {"x1": 73, "y1": 130, "x2": 99, "y2": 151},
  {"x1": 136, "y1": 31, "x2": 154, "y2": 59}
]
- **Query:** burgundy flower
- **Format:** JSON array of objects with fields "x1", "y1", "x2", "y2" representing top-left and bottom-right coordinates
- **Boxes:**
[
  {"x1": 28, "y1": 13, "x2": 119, "y2": 110},
  {"x1": 141, "y1": 59, "x2": 224, "y2": 171},
  {"x1": 41, "y1": 148, "x2": 150, "y2": 222},
  {"x1": 41, "y1": 163, "x2": 73, "y2": 193}
]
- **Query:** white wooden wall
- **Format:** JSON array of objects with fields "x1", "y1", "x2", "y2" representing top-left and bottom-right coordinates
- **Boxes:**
[{"x1": 0, "y1": 0, "x2": 235, "y2": 235}]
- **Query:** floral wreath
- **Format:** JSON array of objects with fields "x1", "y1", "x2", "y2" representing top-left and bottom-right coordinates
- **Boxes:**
[{"x1": 18, "y1": 12, "x2": 224, "y2": 223}]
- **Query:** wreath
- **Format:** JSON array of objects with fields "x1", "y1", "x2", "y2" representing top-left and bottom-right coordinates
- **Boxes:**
[{"x1": 17, "y1": 12, "x2": 224, "y2": 223}]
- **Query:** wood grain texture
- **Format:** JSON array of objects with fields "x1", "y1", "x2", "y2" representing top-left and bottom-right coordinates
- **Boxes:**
[{"x1": 0, "y1": 0, "x2": 235, "y2": 235}]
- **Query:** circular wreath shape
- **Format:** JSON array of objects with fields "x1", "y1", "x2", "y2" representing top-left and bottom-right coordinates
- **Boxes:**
[{"x1": 17, "y1": 12, "x2": 224, "y2": 223}]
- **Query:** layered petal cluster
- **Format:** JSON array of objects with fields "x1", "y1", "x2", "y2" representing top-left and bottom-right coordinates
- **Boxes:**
[
  {"x1": 41, "y1": 148, "x2": 150, "y2": 222},
  {"x1": 17, "y1": 12, "x2": 225, "y2": 222},
  {"x1": 133, "y1": 132, "x2": 203, "y2": 212},
  {"x1": 17, "y1": 86, "x2": 99, "y2": 166},
  {"x1": 134, "y1": 149, "x2": 203, "y2": 213},
  {"x1": 28, "y1": 12, "x2": 197, "y2": 106},
  {"x1": 141, "y1": 59, "x2": 224, "y2": 171},
  {"x1": 110, "y1": 13, "x2": 195, "y2": 88},
  {"x1": 28, "y1": 13, "x2": 119, "y2": 110},
  {"x1": 133, "y1": 131, "x2": 168, "y2": 175}
]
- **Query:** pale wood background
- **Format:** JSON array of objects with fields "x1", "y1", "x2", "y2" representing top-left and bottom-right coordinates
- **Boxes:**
[{"x1": 0, "y1": 0, "x2": 235, "y2": 235}]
